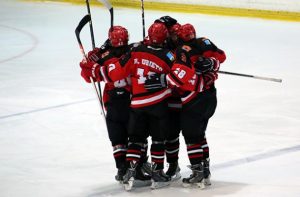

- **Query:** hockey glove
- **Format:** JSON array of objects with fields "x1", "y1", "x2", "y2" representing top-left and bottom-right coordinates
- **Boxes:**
[
  {"x1": 155, "y1": 16, "x2": 177, "y2": 28},
  {"x1": 203, "y1": 71, "x2": 218, "y2": 87},
  {"x1": 144, "y1": 74, "x2": 167, "y2": 91},
  {"x1": 194, "y1": 57, "x2": 220, "y2": 74},
  {"x1": 87, "y1": 48, "x2": 100, "y2": 62},
  {"x1": 79, "y1": 59, "x2": 102, "y2": 83}
]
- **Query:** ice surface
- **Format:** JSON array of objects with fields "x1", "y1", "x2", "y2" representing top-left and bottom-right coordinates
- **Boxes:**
[{"x1": 0, "y1": 0, "x2": 300, "y2": 196}]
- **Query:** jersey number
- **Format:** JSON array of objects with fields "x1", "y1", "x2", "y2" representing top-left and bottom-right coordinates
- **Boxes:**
[{"x1": 137, "y1": 68, "x2": 155, "y2": 84}]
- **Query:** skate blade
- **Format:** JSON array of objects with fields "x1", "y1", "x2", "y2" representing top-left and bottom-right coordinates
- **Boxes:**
[
  {"x1": 133, "y1": 179, "x2": 152, "y2": 187},
  {"x1": 123, "y1": 178, "x2": 134, "y2": 191},
  {"x1": 182, "y1": 181, "x2": 205, "y2": 189},
  {"x1": 204, "y1": 178, "x2": 211, "y2": 186},
  {"x1": 150, "y1": 180, "x2": 170, "y2": 189},
  {"x1": 170, "y1": 172, "x2": 181, "y2": 182}
]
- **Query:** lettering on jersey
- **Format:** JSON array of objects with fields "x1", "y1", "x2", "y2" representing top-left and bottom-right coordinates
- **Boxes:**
[
  {"x1": 166, "y1": 52, "x2": 175, "y2": 61},
  {"x1": 188, "y1": 74, "x2": 197, "y2": 85},
  {"x1": 204, "y1": 39, "x2": 211, "y2": 45},
  {"x1": 134, "y1": 58, "x2": 140, "y2": 64},
  {"x1": 141, "y1": 59, "x2": 163, "y2": 71}
]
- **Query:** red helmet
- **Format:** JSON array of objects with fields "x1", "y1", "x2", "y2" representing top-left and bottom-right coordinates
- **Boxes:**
[
  {"x1": 148, "y1": 22, "x2": 168, "y2": 45},
  {"x1": 108, "y1": 26, "x2": 129, "y2": 47},
  {"x1": 168, "y1": 23, "x2": 181, "y2": 35},
  {"x1": 178, "y1": 23, "x2": 196, "y2": 42}
]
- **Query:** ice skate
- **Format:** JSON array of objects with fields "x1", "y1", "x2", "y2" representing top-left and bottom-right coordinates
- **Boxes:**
[
  {"x1": 133, "y1": 162, "x2": 152, "y2": 187},
  {"x1": 141, "y1": 160, "x2": 152, "y2": 176},
  {"x1": 150, "y1": 164, "x2": 171, "y2": 189},
  {"x1": 203, "y1": 158, "x2": 211, "y2": 186},
  {"x1": 166, "y1": 161, "x2": 181, "y2": 181},
  {"x1": 123, "y1": 161, "x2": 138, "y2": 191},
  {"x1": 182, "y1": 163, "x2": 205, "y2": 189},
  {"x1": 115, "y1": 166, "x2": 127, "y2": 183}
]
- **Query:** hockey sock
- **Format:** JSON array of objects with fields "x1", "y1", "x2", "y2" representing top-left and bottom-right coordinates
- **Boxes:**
[
  {"x1": 186, "y1": 143, "x2": 204, "y2": 165},
  {"x1": 165, "y1": 137, "x2": 180, "y2": 163},
  {"x1": 113, "y1": 144, "x2": 127, "y2": 169},
  {"x1": 151, "y1": 141, "x2": 165, "y2": 170},
  {"x1": 126, "y1": 142, "x2": 142, "y2": 163},
  {"x1": 200, "y1": 138, "x2": 209, "y2": 159}
]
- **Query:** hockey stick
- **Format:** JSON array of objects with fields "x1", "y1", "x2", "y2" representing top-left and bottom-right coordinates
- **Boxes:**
[
  {"x1": 75, "y1": 15, "x2": 107, "y2": 119},
  {"x1": 141, "y1": 0, "x2": 145, "y2": 38},
  {"x1": 85, "y1": 0, "x2": 106, "y2": 118},
  {"x1": 97, "y1": 0, "x2": 114, "y2": 28},
  {"x1": 218, "y1": 70, "x2": 282, "y2": 83}
]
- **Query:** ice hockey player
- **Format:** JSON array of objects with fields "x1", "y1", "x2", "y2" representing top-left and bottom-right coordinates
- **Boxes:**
[
  {"x1": 144, "y1": 23, "x2": 224, "y2": 188},
  {"x1": 79, "y1": 26, "x2": 151, "y2": 184},
  {"x1": 153, "y1": 16, "x2": 182, "y2": 180},
  {"x1": 79, "y1": 22, "x2": 175, "y2": 190},
  {"x1": 152, "y1": 16, "x2": 226, "y2": 184},
  {"x1": 177, "y1": 23, "x2": 226, "y2": 187}
]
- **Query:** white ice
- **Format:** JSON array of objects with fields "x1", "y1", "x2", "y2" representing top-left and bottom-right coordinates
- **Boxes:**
[{"x1": 0, "y1": 0, "x2": 300, "y2": 196}]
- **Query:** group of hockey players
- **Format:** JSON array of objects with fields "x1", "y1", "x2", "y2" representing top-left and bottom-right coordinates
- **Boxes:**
[{"x1": 79, "y1": 15, "x2": 226, "y2": 190}]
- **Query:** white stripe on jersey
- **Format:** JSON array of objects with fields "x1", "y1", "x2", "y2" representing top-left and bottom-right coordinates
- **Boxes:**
[
  {"x1": 100, "y1": 66, "x2": 109, "y2": 83},
  {"x1": 181, "y1": 91, "x2": 197, "y2": 103},
  {"x1": 166, "y1": 75, "x2": 179, "y2": 87},
  {"x1": 131, "y1": 89, "x2": 171, "y2": 106}
]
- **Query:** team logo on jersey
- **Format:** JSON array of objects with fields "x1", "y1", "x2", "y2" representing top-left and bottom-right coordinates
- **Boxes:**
[
  {"x1": 166, "y1": 52, "x2": 175, "y2": 61},
  {"x1": 204, "y1": 39, "x2": 211, "y2": 45}
]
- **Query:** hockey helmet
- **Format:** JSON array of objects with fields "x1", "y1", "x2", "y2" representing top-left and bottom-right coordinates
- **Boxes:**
[
  {"x1": 148, "y1": 22, "x2": 168, "y2": 45},
  {"x1": 108, "y1": 26, "x2": 129, "y2": 47},
  {"x1": 178, "y1": 23, "x2": 196, "y2": 42},
  {"x1": 168, "y1": 23, "x2": 181, "y2": 35}
]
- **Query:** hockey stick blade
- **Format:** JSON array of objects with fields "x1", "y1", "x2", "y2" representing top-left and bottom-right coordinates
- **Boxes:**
[
  {"x1": 75, "y1": 14, "x2": 91, "y2": 45},
  {"x1": 218, "y1": 70, "x2": 282, "y2": 83},
  {"x1": 97, "y1": 0, "x2": 114, "y2": 27},
  {"x1": 98, "y1": 0, "x2": 112, "y2": 10}
]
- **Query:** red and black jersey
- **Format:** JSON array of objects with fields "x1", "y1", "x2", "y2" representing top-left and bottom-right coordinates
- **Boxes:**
[
  {"x1": 95, "y1": 45, "x2": 132, "y2": 106},
  {"x1": 195, "y1": 37, "x2": 226, "y2": 63},
  {"x1": 100, "y1": 43, "x2": 175, "y2": 108},
  {"x1": 166, "y1": 39, "x2": 221, "y2": 104}
]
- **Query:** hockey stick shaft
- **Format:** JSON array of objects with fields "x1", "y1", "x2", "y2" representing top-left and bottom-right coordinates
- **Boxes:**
[
  {"x1": 75, "y1": 15, "x2": 106, "y2": 119},
  {"x1": 97, "y1": 0, "x2": 114, "y2": 28},
  {"x1": 85, "y1": 0, "x2": 96, "y2": 49},
  {"x1": 218, "y1": 70, "x2": 282, "y2": 83},
  {"x1": 141, "y1": 0, "x2": 145, "y2": 38},
  {"x1": 85, "y1": 0, "x2": 107, "y2": 118}
]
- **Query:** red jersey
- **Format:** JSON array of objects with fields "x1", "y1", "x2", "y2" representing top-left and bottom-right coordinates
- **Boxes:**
[
  {"x1": 100, "y1": 44, "x2": 175, "y2": 108},
  {"x1": 95, "y1": 46, "x2": 132, "y2": 106}
]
